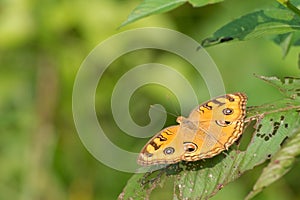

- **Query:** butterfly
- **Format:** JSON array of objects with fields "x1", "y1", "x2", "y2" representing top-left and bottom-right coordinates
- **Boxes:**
[{"x1": 137, "y1": 93, "x2": 247, "y2": 166}]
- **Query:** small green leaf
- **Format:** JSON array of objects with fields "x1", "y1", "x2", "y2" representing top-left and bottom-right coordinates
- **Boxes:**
[
  {"x1": 118, "y1": 173, "x2": 152, "y2": 200},
  {"x1": 188, "y1": 0, "x2": 223, "y2": 7},
  {"x1": 120, "y1": 0, "x2": 186, "y2": 27},
  {"x1": 255, "y1": 74, "x2": 300, "y2": 100},
  {"x1": 273, "y1": 33, "x2": 294, "y2": 57},
  {"x1": 272, "y1": 31, "x2": 300, "y2": 57},
  {"x1": 202, "y1": 8, "x2": 300, "y2": 47},
  {"x1": 121, "y1": 0, "x2": 224, "y2": 27},
  {"x1": 277, "y1": 0, "x2": 300, "y2": 17},
  {"x1": 245, "y1": 130, "x2": 300, "y2": 200}
]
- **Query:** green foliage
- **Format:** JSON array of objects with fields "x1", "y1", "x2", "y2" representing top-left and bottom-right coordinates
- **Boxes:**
[
  {"x1": 121, "y1": 0, "x2": 223, "y2": 27},
  {"x1": 255, "y1": 75, "x2": 300, "y2": 100},
  {"x1": 246, "y1": 129, "x2": 300, "y2": 200},
  {"x1": 273, "y1": 32, "x2": 300, "y2": 57},
  {"x1": 122, "y1": 0, "x2": 300, "y2": 56},
  {"x1": 120, "y1": 0, "x2": 185, "y2": 27},
  {"x1": 201, "y1": 9, "x2": 300, "y2": 47}
]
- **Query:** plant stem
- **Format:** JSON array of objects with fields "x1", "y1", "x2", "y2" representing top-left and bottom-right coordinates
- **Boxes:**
[{"x1": 277, "y1": 0, "x2": 300, "y2": 17}]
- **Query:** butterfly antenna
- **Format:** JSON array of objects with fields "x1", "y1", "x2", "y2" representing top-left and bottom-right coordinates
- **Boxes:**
[
  {"x1": 165, "y1": 93, "x2": 181, "y2": 117},
  {"x1": 150, "y1": 93, "x2": 180, "y2": 118}
]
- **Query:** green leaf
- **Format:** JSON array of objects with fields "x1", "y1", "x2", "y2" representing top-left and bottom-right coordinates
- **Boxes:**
[
  {"x1": 119, "y1": 76, "x2": 300, "y2": 200},
  {"x1": 202, "y1": 8, "x2": 300, "y2": 47},
  {"x1": 188, "y1": 0, "x2": 223, "y2": 7},
  {"x1": 118, "y1": 173, "x2": 149, "y2": 200},
  {"x1": 120, "y1": 0, "x2": 186, "y2": 27},
  {"x1": 273, "y1": 32, "x2": 294, "y2": 57},
  {"x1": 245, "y1": 129, "x2": 300, "y2": 200},
  {"x1": 255, "y1": 74, "x2": 300, "y2": 100},
  {"x1": 120, "y1": 0, "x2": 224, "y2": 27},
  {"x1": 272, "y1": 31, "x2": 300, "y2": 57},
  {"x1": 277, "y1": 0, "x2": 300, "y2": 18}
]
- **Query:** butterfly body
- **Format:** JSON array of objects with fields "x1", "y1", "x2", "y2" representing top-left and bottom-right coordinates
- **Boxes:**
[{"x1": 138, "y1": 93, "x2": 247, "y2": 166}]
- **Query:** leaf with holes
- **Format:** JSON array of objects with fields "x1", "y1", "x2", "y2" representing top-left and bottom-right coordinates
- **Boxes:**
[
  {"x1": 255, "y1": 74, "x2": 300, "y2": 100},
  {"x1": 202, "y1": 8, "x2": 300, "y2": 47},
  {"x1": 245, "y1": 129, "x2": 300, "y2": 200}
]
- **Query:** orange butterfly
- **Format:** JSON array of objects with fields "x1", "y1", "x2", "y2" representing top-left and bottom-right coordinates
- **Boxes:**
[{"x1": 138, "y1": 93, "x2": 247, "y2": 166}]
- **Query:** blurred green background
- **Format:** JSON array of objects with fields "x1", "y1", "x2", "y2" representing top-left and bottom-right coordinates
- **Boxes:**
[{"x1": 1, "y1": 0, "x2": 300, "y2": 200}]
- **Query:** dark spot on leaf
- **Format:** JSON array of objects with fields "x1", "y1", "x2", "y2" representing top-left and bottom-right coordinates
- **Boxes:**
[
  {"x1": 264, "y1": 136, "x2": 269, "y2": 141},
  {"x1": 280, "y1": 115, "x2": 284, "y2": 121},
  {"x1": 271, "y1": 122, "x2": 280, "y2": 136},
  {"x1": 284, "y1": 123, "x2": 288, "y2": 128},
  {"x1": 257, "y1": 124, "x2": 262, "y2": 132},
  {"x1": 220, "y1": 37, "x2": 234, "y2": 43},
  {"x1": 274, "y1": 122, "x2": 280, "y2": 127},
  {"x1": 267, "y1": 154, "x2": 272, "y2": 158},
  {"x1": 280, "y1": 136, "x2": 289, "y2": 146}
]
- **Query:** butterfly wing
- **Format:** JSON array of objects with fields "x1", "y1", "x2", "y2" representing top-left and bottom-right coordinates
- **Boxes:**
[
  {"x1": 138, "y1": 125, "x2": 187, "y2": 166},
  {"x1": 181, "y1": 93, "x2": 247, "y2": 161},
  {"x1": 138, "y1": 93, "x2": 248, "y2": 165},
  {"x1": 187, "y1": 93, "x2": 247, "y2": 122}
]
